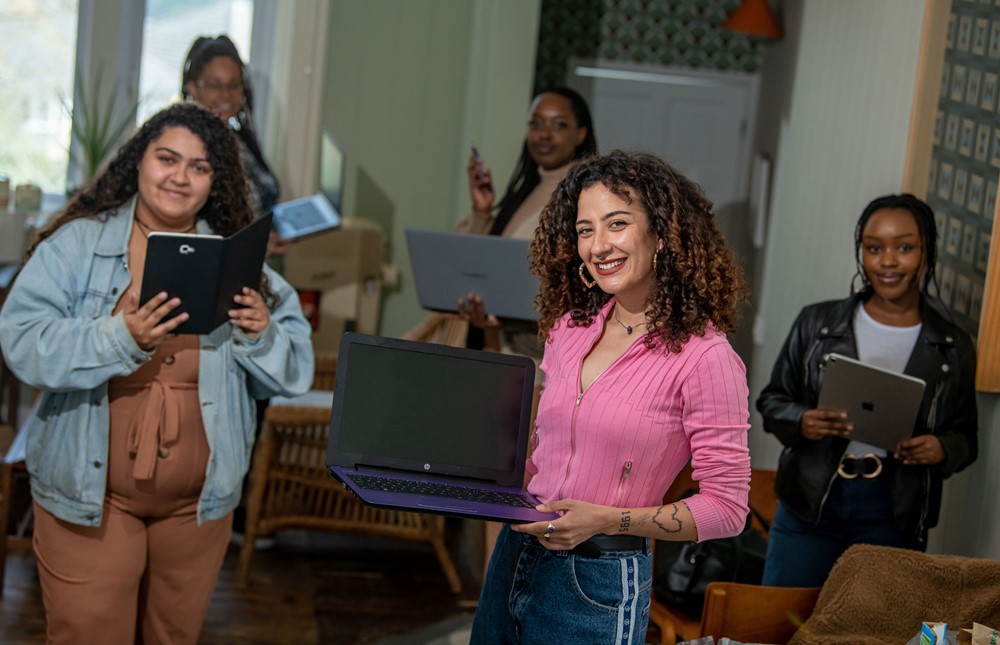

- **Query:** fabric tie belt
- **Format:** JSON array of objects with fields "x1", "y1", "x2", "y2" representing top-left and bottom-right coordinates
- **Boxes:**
[
  {"x1": 125, "y1": 381, "x2": 196, "y2": 480},
  {"x1": 837, "y1": 453, "x2": 884, "y2": 479},
  {"x1": 572, "y1": 535, "x2": 649, "y2": 558}
]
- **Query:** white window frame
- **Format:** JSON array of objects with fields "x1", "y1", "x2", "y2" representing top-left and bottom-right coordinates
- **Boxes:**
[{"x1": 68, "y1": 0, "x2": 282, "y2": 192}]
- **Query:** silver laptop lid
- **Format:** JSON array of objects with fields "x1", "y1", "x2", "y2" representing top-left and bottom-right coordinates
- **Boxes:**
[
  {"x1": 817, "y1": 353, "x2": 926, "y2": 452},
  {"x1": 405, "y1": 228, "x2": 540, "y2": 321}
]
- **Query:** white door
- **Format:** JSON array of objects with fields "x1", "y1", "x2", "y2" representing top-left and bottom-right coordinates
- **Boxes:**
[{"x1": 569, "y1": 62, "x2": 759, "y2": 355}]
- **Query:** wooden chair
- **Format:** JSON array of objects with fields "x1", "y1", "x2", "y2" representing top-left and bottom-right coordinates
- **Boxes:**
[
  {"x1": 0, "y1": 350, "x2": 30, "y2": 598},
  {"x1": 401, "y1": 313, "x2": 469, "y2": 348},
  {"x1": 235, "y1": 405, "x2": 462, "y2": 594},
  {"x1": 311, "y1": 351, "x2": 338, "y2": 390},
  {"x1": 647, "y1": 464, "x2": 699, "y2": 643},
  {"x1": 647, "y1": 465, "x2": 779, "y2": 645},
  {"x1": 699, "y1": 581, "x2": 821, "y2": 644}
]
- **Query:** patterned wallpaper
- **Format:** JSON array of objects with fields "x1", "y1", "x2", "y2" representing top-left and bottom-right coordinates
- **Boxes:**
[
  {"x1": 927, "y1": 0, "x2": 1000, "y2": 336},
  {"x1": 534, "y1": 0, "x2": 766, "y2": 92}
]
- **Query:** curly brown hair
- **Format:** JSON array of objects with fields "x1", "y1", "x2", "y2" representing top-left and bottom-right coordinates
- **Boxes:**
[
  {"x1": 30, "y1": 102, "x2": 252, "y2": 256},
  {"x1": 531, "y1": 150, "x2": 748, "y2": 353}
]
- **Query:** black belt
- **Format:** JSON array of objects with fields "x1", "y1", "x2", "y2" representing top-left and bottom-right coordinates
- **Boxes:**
[{"x1": 572, "y1": 535, "x2": 648, "y2": 558}]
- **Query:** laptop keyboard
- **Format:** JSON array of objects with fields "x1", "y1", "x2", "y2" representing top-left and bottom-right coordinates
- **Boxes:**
[{"x1": 348, "y1": 474, "x2": 537, "y2": 508}]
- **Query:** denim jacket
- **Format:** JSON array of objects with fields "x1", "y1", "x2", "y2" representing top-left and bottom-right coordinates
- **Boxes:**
[{"x1": 0, "y1": 198, "x2": 314, "y2": 526}]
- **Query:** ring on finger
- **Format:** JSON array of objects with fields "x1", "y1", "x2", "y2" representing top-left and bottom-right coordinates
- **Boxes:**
[
  {"x1": 541, "y1": 533, "x2": 550, "y2": 542},
  {"x1": 546, "y1": 522, "x2": 555, "y2": 534}
]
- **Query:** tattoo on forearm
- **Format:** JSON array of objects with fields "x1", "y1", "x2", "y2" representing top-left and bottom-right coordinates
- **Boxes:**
[
  {"x1": 652, "y1": 504, "x2": 683, "y2": 535},
  {"x1": 619, "y1": 510, "x2": 631, "y2": 533}
]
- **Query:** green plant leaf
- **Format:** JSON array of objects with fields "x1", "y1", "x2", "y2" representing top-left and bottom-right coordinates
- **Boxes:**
[{"x1": 61, "y1": 63, "x2": 140, "y2": 184}]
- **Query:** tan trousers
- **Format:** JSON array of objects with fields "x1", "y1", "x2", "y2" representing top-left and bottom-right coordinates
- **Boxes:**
[{"x1": 33, "y1": 500, "x2": 231, "y2": 645}]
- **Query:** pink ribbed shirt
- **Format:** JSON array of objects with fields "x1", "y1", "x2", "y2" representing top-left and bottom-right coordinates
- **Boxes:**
[{"x1": 526, "y1": 300, "x2": 751, "y2": 542}]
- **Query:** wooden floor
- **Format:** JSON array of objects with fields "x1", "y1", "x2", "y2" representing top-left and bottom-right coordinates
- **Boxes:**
[
  {"x1": 2, "y1": 526, "x2": 671, "y2": 644},
  {"x1": 1, "y1": 522, "x2": 484, "y2": 645}
]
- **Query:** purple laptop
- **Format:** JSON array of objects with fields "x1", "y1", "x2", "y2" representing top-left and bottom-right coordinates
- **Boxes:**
[{"x1": 326, "y1": 333, "x2": 558, "y2": 523}]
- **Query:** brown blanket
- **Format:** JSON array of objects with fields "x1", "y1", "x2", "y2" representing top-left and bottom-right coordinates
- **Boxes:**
[{"x1": 791, "y1": 544, "x2": 1000, "y2": 645}]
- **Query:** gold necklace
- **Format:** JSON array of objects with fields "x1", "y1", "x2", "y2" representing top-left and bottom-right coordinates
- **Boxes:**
[
  {"x1": 613, "y1": 304, "x2": 646, "y2": 335},
  {"x1": 133, "y1": 217, "x2": 197, "y2": 238}
]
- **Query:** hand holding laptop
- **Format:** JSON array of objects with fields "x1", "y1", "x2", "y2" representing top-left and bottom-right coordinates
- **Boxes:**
[
  {"x1": 799, "y1": 408, "x2": 854, "y2": 441},
  {"x1": 456, "y1": 292, "x2": 501, "y2": 329},
  {"x1": 894, "y1": 434, "x2": 946, "y2": 466}
]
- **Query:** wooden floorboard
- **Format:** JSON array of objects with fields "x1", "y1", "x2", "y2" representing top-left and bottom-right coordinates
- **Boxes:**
[
  {"x1": 3, "y1": 526, "x2": 669, "y2": 643},
  {"x1": 1, "y1": 524, "x2": 482, "y2": 644}
]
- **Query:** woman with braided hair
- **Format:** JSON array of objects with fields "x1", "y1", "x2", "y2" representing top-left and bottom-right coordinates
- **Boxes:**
[{"x1": 756, "y1": 193, "x2": 978, "y2": 588}]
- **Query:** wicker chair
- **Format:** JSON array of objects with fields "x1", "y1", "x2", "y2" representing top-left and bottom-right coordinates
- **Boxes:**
[
  {"x1": 236, "y1": 404, "x2": 462, "y2": 593},
  {"x1": 401, "y1": 313, "x2": 469, "y2": 347},
  {"x1": 0, "y1": 347, "x2": 29, "y2": 598},
  {"x1": 311, "y1": 351, "x2": 338, "y2": 390}
]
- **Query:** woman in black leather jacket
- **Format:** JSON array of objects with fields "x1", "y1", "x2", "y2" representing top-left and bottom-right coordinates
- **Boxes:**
[{"x1": 756, "y1": 194, "x2": 978, "y2": 587}]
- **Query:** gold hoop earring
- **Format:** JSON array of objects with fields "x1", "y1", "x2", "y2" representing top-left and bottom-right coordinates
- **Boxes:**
[
  {"x1": 653, "y1": 251, "x2": 658, "y2": 274},
  {"x1": 579, "y1": 262, "x2": 596, "y2": 289}
]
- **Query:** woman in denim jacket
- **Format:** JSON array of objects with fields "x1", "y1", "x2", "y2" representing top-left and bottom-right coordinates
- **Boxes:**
[{"x1": 0, "y1": 102, "x2": 313, "y2": 644}]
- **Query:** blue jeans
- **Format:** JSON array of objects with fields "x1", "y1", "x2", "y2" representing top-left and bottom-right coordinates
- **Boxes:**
[
  {"x1": 762, "y1": 473, "x2": 921, "y2": 588},
  {"x1": 471, "y1": 524, "x2": 652, "y2": 644}
]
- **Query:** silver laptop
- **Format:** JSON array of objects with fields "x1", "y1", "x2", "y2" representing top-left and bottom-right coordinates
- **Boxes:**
[
  {"x1": 272, "y1": 192, "x2": 342, "y2": 241},
  {"x1": 405, "y1": 228, "x2": 540, "y2": 321},
  {"x1": 817, "y1": 353, "x2": 926, "y2": 451},
  {"x1": 326, "y1": 332, "x2": 557, "y2": 523}
]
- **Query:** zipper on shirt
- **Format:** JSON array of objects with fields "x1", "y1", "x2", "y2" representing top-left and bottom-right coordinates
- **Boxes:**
[
  {"x1": 557, "y1": 316, "x2": 635, "y2": 500},
  {"x1": 614, "y1": 461, "x2": 633, "y2": 506},
  {"x1": 557, "y1": 391, "x2": 584, "y2": 500},
  {"x1": 916, "y1": 467, "x2": 931, "y2": 541}
]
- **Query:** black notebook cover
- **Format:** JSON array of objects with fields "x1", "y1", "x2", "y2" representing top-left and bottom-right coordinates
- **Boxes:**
[{"x1": 139, "y1": 214, "x2": 272, "y2": 334}]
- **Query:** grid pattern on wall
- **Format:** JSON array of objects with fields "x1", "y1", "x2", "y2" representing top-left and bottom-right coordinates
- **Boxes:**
[
  {"x1": 534, "y1": 0, "x2": 764, "y2": 92},
  {"x1": 926, "y1": 0, "x2": 1000, "y2": 336}
]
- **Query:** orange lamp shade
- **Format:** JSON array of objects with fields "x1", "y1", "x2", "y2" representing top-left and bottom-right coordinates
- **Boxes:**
[{"x1": 723, "y1": 0, "x2": 783, "y2": 40}]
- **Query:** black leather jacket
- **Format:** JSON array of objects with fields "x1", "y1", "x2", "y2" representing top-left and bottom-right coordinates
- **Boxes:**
[{"x1": 756, "y1": 294, "x2": 978, "y2": 543}]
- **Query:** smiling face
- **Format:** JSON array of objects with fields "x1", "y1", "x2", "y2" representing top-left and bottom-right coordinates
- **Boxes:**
[
  {"x1": 135, "y1": 126, "x2": 213, "y2": 231},
  {"x1": 860, "y1": 207, "x2": 925, "y2": 311},
  {"x1": 185, "y1": 55, "x2": 244, "y2": 122},
  {"x1": 526, "y1": 92, "x2": 588, "y2": 171},
  {"x1": 575, "y1": 184, "x2": 662, "y2": 308}
]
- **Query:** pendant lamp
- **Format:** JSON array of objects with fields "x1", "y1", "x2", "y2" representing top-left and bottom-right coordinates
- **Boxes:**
[{"x1": 723, "y1": 0, "x2": 783, "y2": 40}]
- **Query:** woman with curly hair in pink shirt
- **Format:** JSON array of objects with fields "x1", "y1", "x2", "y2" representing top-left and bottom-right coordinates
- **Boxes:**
[{"x1": 470, "y1": 150, "x2": 752, "y2": 644}]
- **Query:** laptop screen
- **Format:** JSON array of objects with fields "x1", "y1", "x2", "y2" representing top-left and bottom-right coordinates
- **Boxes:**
[
  {"x1": 327, "y1": 334, "x2": 535, "y2": 486},
  {"x1": 319, "y1": 128, "x2": 345, "y2": 215}
]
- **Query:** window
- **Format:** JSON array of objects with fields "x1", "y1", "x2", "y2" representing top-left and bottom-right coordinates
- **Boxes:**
[
  {"x1": 0, "y1": 0, "x2": 259, "y2": 200},
  {"x1": 138, "y1": 0, "x2": 254, "y2": 124},
  {"x1": 0, "y1": 1, "x2": 80, "y2": 195}
]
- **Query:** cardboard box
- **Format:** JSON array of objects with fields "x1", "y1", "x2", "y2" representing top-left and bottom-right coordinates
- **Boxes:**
[{"x1": 283, "y1": 221, "x2": 384, "y2": 352}]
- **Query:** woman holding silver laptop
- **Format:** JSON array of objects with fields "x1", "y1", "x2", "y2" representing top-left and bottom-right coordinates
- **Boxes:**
[
  {"x1": 756, "y1": 193, "x2": 978, "y2": 588},
  {"x1": 456, "y1": 86, "x2": 597, "y2": 361}
]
